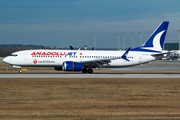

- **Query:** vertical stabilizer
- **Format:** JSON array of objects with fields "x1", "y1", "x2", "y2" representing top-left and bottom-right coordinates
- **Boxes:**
[{"x1": 131, "y1": 21, "x2": 169, "y2": 53}]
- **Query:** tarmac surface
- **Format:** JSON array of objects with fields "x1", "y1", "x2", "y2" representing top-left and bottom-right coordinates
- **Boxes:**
[
  {"x1": 1, "y1": 73, "x2": 180, "y2": 78},
  {"x1": 106, "y1": 60, "x2": 180, "y2": 72},
  {"x1": 1, "y1": 57, "x2": 180, "y2": 78}
]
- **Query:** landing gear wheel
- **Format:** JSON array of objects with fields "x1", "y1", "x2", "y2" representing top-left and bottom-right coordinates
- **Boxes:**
[
  {"x1": 18, "y1": 69, "x2": 22, "y2": 73},
  {"x1": 82, "y1": 68, "x2": 88, "y2": 73},
  {"x1": 88, "y1": 68, "x2": 93, "y2": 73}
]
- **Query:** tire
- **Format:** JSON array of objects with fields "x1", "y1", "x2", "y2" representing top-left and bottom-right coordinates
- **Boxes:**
[
  {"x1": 82, "y1": 68, "x2": 87, "y2": 73},
  {"x1": 18, "y1": 70, "x2": 22, "y2": 73},
  {"x1": 88, "y1": 68, "x2": 93, "y2": 73}
]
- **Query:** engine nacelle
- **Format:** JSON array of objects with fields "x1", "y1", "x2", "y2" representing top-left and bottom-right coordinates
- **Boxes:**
[
  {"x1": 54, "y1": 67, "x2": 62, "y2": 71},
  {"x1": 62, "y1": 61, "x2": 83, "y2": 71}
]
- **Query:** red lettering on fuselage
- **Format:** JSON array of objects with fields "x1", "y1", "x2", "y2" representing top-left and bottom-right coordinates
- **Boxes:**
[
  {"x1": 37, "y1": 52, "x2": 41, "y2": 55},
  {"x1": 52, "y1": 52, "x2": 57, "y2": 55},
  {"x1": 30, "y1": 52, "x2": 66, "y2": 56},
  {"x1": 41, "y1": 52, "x2": 46, "y2": 55},
  {"x1": 47, "y1": 52, "x2": 51, "y2": 55},
  {"x1": 60, "y1": 52, "x2": 65, "y2": 56},
  {"x1": 31, "y1": 52, "x2": 36, "y2": 55}
]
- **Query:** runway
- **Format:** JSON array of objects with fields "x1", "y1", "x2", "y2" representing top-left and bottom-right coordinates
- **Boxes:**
[
  {"x1": 1, "y1": 59, "x2": 180, "y2": 78},
  {"x1": 1, "y1": 73, "x2": 180, "y2": 78}
]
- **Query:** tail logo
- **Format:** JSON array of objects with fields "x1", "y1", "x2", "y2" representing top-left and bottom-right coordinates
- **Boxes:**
[
  {"x1": 130, "y1": 21, "x2": 169, "y2": 53},
  {"x1": 143, "y1": 30, "x2": 165, "y2": 51}
]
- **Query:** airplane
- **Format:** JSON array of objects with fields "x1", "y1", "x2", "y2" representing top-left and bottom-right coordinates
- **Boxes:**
[{"x1": 3, "y1": 21, "x2": 169, "y2": 73}]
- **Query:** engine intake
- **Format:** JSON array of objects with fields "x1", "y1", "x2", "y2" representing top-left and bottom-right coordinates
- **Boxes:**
[{"x1": 63, "y1": 61, "x2": 83, "y2": 71}]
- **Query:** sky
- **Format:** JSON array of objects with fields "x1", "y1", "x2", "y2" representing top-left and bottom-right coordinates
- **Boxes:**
[{"x1": 0, "y1": 0, "x2": 180, "y2": 49}]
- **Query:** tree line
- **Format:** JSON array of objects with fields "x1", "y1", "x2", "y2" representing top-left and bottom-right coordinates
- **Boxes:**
[
  {"x1": 0, "y1": 44, "x2": 119, "y2": 57},
  {"x1": 0, "y1": 45, "x2": 59, "y2": 57}
]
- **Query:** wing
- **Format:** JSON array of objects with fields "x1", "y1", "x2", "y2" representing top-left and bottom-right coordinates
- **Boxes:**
[
  {"x1": 80, "y1": 48, "x2": 131, "y2": 68},
  {"x1": 80, "y1": 57, "x2": 120, "y2": 68}
]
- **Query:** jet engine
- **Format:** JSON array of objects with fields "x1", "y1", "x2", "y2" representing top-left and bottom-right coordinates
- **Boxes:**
[{"x1": 62, "y1": 61, "x2": 83, "y2": 71}]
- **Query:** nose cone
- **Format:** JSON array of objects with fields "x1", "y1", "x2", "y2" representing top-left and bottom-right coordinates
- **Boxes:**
[
  {"x1": 3, "y1": 57, "x2": 11, "y2": 64},
  {"x1": 3, "y1": 57, "x2": 7, "y2": 62}
]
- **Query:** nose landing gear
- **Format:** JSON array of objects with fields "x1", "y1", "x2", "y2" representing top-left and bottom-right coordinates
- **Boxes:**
[
  {"x1": 18, "y1": 69, "x2": 22, "y2": 73},
  {"x1": 18, "y1": 69, "x2": 28, "y2": 73}
]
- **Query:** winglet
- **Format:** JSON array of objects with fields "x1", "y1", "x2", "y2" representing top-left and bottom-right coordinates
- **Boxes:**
[
  {"x1": 121, "y1": 48, "x2": 130, "y2": 61},
  {"x1": 69, "y1": 46, "x2": 74, "y2": 50}
]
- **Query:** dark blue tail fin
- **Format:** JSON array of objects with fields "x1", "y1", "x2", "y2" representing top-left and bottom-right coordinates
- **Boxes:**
[{"x1": 131, "y1": 21, "x2": 169, "y2": 53}]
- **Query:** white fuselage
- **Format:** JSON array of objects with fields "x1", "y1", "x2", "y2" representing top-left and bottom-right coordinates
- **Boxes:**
[{"x1": 3, "y1": 49, "x2": 156, "y2": 68}]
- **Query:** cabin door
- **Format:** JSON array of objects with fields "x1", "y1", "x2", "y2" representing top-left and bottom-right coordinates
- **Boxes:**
[
  {"x1": 138, "y1": 54, "x2": 142, "y2": 62},
  {"x1": 24, "y1": 52, "x2": 28, "y2": 61}
]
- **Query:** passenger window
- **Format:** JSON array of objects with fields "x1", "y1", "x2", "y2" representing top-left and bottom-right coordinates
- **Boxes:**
[{"x1": 10, "y1": 54, "x2": 18, "y2": 57}]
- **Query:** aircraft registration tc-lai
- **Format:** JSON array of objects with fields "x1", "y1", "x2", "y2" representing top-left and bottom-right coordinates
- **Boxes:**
[{"x1": 3, "y1": 21, "x2": 169, "y2": 73}]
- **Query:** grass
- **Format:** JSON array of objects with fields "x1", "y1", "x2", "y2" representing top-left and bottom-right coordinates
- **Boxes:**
[{"x1": 0, "y1": 78, "x2": 180, "y2": 119}]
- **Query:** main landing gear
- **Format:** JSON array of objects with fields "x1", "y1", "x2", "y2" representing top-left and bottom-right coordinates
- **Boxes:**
[{"x1": 82, "y1": 68, "x2": 93, "y2": 73}]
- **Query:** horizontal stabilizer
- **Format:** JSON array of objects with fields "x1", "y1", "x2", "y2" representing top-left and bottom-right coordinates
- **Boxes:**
[{"x1": 151, "y1": 51, "x2": 173, "y2": 57}]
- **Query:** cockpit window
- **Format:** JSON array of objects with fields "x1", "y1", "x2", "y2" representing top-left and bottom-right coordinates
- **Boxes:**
[{"x1": 10, "y1": 54, "x2": 18, "y2": 57}]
